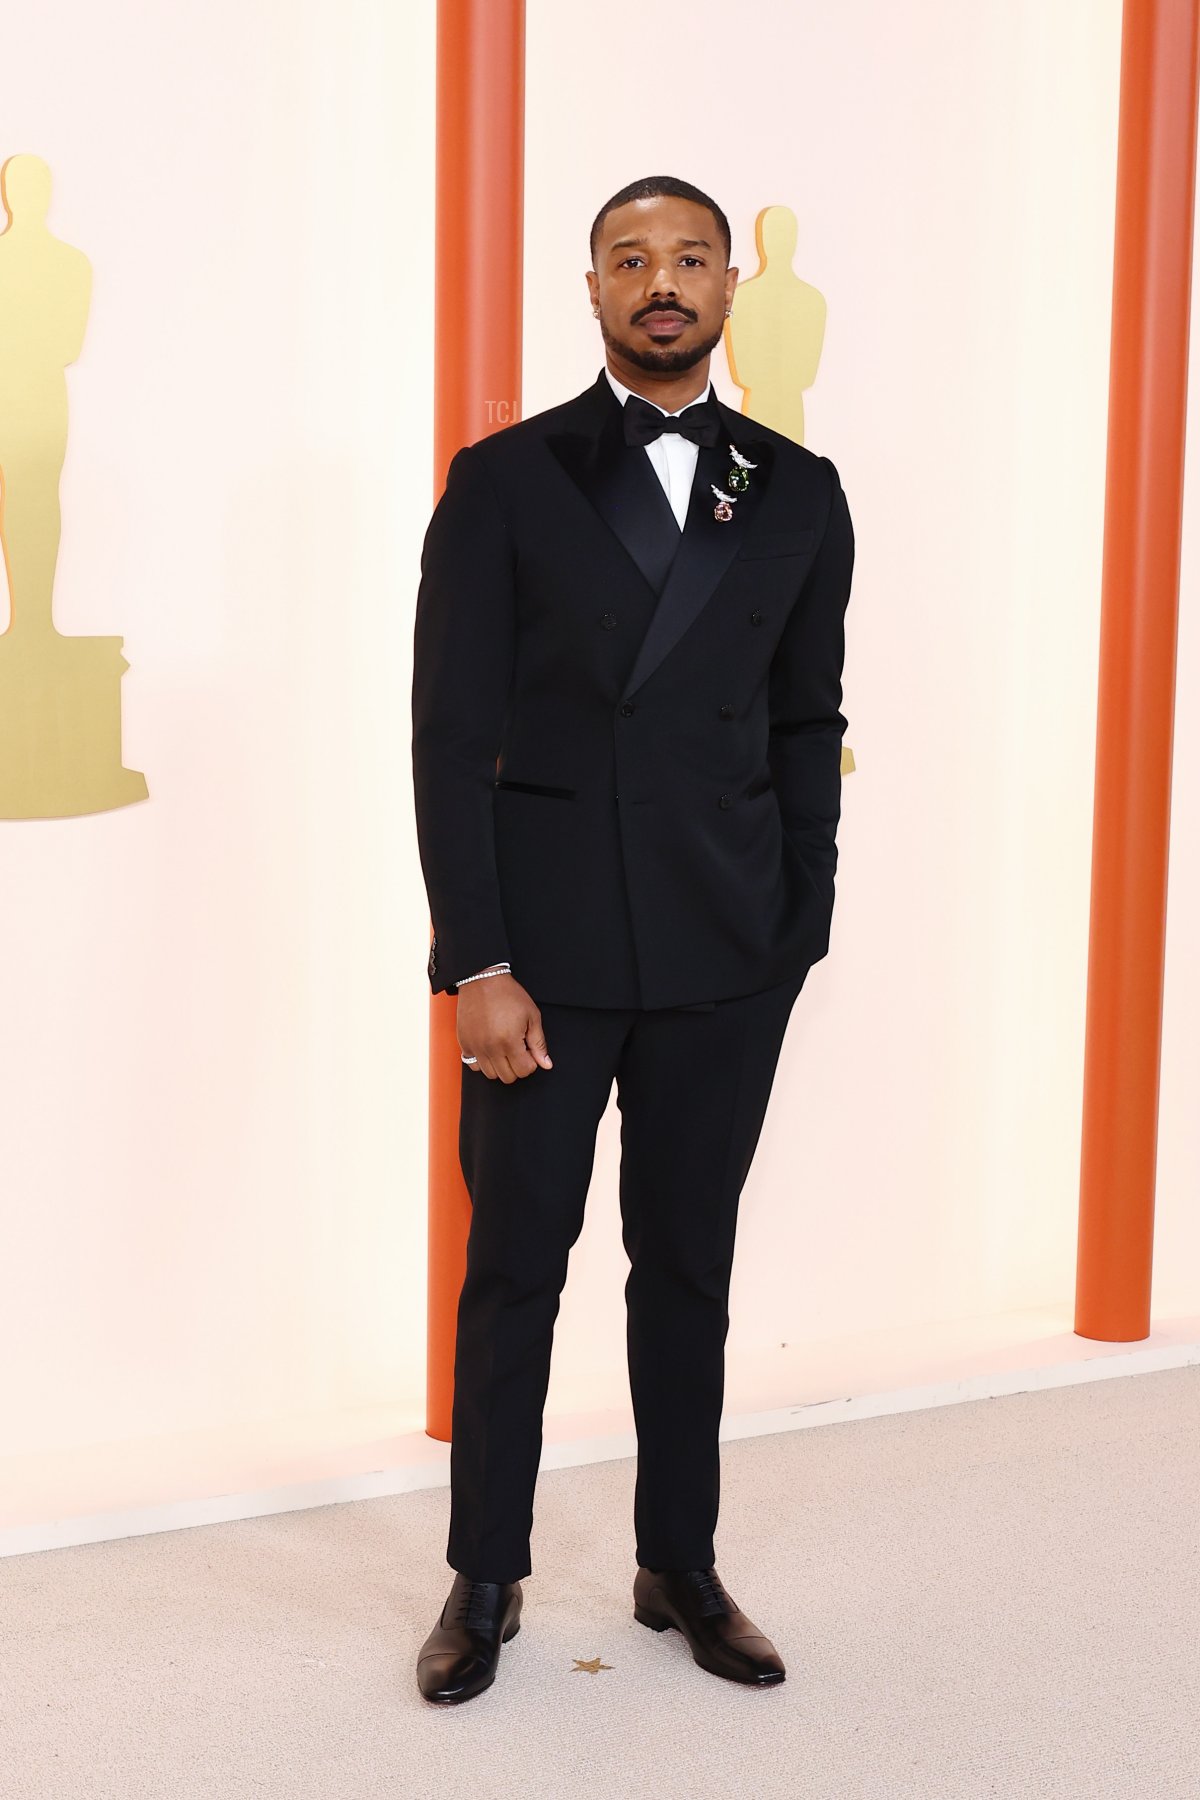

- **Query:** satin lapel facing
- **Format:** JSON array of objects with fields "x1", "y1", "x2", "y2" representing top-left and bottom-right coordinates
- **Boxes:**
[
  {"x1": 546, "y1": 398, "x2": 682, "y2": 599},
  {"x1": 620, "y1": 422, "x2": 774, "y2": 701}
]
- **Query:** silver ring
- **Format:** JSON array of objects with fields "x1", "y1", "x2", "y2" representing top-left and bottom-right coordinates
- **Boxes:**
[{"x1": 461, "y1": 1054, "x2": 478, "y2": 1064}]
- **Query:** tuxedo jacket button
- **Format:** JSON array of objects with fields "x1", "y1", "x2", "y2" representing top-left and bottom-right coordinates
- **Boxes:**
[
  {"x1": 718, "y1": 793, "x2": 733, "y2": 809},
  {"x1": 599, "y1": 612, "x2": 617, "y2": 630},
  {"x1": 620, "y1": 702, "x2": 635, "y2": 716},
  {"x1": 750, "y1": 609, "x2": 764, "y2": 625},
  {"x1": 719, "y1": 704, "x2": 735, "y2": 719}
]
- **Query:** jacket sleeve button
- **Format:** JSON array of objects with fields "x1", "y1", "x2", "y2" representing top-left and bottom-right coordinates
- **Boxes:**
[
  {"x1": 599, "y1": 612, "x2": 617, "y2": 630},
  {"x1": 718, "y1": 793, "x2": 733, "y2": 809}
]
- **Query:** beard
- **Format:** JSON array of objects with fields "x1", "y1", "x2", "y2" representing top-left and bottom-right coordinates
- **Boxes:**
[{"x1": 599, "y1": 312, "x2": 726, "y2": 374}]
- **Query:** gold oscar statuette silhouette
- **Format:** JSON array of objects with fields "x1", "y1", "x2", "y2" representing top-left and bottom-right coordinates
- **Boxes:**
[
  {"x1": 0, "y1": 153, "x2": 147, "y2": 818},
  {"x1": 725, "y1": 204, "x2": 827, "y2": 445},
  {"x1": 726, "y1": 204, "x2": 854, "y2": 778}
]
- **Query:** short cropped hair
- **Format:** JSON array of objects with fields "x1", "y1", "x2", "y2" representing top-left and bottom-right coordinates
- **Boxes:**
[{"x1": 589, "y1": 176, "x2": 731, "y2": 266}]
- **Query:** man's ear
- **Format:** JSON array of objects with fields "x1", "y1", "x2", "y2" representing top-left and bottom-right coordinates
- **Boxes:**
[
  {"x1": 585, "y1": 269, "x2": 599, "y2": 309},
  {"x1": 725, "y1": 265, "x2": 739, "y2": 310}
]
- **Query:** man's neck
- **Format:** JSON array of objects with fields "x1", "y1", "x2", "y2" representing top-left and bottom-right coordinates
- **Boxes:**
[{"x1": 604, "y1": 352, "x2": 711, "y2": 414}]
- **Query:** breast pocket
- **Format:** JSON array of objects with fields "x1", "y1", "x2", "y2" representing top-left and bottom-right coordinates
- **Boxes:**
[{"x1": 737, "y1": 528, "x2": 816, "y2": 561}]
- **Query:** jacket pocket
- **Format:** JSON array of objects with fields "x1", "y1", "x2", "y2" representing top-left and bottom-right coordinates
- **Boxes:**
[
  {"x1": 494, "y1": 777, "x2": 578, "y2": 800},
  {"x1": 737, "y1": 527, "x2": 816, "y2": 561}
]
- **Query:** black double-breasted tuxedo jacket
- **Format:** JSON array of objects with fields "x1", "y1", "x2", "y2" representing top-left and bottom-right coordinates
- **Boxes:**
[{"x1": 411, "y1": 368, "x2": 854, "y2": 1012}]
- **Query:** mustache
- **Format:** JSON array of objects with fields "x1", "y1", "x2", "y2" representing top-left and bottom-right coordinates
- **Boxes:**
[{"x1": 630, "y1": 301, "x2": 698, "y2": 324}]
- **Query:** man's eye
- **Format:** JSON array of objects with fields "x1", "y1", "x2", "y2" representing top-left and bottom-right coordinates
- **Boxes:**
[
  {"x1": 681, "y1": 257, "x2": 702, "y2": 267},
  {"x1": 620, "y1": 257, "x2": 645, "y2": 269}
]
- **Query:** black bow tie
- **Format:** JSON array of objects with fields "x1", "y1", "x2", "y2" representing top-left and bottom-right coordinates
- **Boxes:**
[{"x1": 622, "y1": 391, "x2": 723, "y2": 449}]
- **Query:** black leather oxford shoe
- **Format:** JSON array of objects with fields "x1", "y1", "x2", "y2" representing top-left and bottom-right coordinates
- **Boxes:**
[
  {"x1": 633, "y1": 1565, "x2": 785, "y2": 1685},
  {"x1": 416, "y1": 1572, "x2": 523, "y2": 1704}
]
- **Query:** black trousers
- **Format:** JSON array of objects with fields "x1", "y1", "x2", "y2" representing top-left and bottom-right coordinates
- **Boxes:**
[{"x1": 447, "y1": 967, "x2": 809, "y2": 1583}]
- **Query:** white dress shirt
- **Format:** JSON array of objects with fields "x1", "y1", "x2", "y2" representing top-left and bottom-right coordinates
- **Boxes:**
[{"x1": 604, "y1": 367, "x2": 714, "y2": 532}]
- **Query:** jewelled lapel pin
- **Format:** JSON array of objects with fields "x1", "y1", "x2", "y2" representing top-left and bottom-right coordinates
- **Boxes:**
[{"x1": 712, "y1": 442, "x2": 758, "y2": 521}]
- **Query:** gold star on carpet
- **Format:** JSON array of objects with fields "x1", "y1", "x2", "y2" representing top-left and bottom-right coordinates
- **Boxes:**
[{"x1": 571, "y1": 1655, "x2": 613, "y2": 1675}]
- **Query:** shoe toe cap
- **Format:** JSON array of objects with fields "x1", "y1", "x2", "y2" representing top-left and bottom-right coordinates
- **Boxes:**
[
  {"x1": 417, "y1": 1649, "x2": 494, "y2": 1702},
  {"x1": 726, "y1": 1632, "x2": 786, "y2": 1681}
]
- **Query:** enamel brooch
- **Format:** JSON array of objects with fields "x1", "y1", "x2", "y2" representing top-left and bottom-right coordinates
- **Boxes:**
[{"x1": 712, "y1": 443, "x2": 757, "y2": 522}]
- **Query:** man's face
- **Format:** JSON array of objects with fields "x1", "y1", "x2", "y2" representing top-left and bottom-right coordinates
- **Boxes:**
[{"x1": 586, "y1": 195, "x2": 737, "y2": 375}]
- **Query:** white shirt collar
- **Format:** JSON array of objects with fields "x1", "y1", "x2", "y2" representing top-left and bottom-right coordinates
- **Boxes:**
[{"x1": 604, "y1": 366, "x2": 713, "y2": 417}]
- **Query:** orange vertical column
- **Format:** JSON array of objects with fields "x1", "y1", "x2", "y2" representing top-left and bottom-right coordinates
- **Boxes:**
[
  {"x1": 1076, "y1": 0, "x2": 1200, "y2": 1340},
  {"x1": 426, "y1": 0, "x2": 525, "y2": 1439}
]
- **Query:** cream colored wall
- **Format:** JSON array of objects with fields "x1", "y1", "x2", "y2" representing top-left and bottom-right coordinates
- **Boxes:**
[
  {"x1": 4, "y1": 0, "x2": 1197, "y2": 1494},
  {"x1": 525, "y1": 0, "x2": 1200, "y2": 1421},
  {"x1": 1158, "y1": 186, "x2": 1200, "y2": 1317},
  {"x1": 1, "y1": 1, "x2": 436, "y2": 1458}
]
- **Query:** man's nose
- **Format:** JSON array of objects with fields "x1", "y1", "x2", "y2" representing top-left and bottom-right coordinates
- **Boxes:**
[{"x1": 646, "y1": 267, "x2": 678, "y2": 297}]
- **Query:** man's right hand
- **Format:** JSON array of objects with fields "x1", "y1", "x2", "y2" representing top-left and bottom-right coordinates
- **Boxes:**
[{"x1": 457, "y1": 974, "x2": 553, "y2": 1082}]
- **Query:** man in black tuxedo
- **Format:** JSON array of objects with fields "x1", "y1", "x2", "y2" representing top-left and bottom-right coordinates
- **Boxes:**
[{"x1": 412, "y1": 175, "x2": 854, "y2": 1704}]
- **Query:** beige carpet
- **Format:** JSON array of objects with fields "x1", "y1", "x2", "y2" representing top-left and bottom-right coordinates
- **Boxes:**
[{"x1": 3, "y1": 1364, "x2": 1198, "y2": 1800}]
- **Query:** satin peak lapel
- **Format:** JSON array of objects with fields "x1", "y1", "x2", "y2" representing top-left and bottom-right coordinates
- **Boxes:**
[
  {"x1": 620, "y1": 406, "x2": 774, "y2": 700},
  {"x1": 546, "y1": 383, "x2": 681, "y2": 598}
]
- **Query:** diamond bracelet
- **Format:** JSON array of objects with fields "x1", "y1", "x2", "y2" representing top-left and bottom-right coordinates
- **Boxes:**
[{"x1": 455, "y1": 963, "x2": 513, "y2": 988}]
